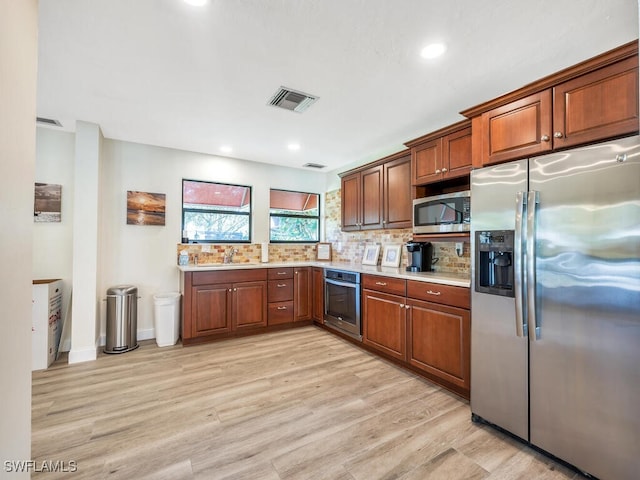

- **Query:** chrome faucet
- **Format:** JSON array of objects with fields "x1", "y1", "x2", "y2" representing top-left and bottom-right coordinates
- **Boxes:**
[{"x1": 223, "y1": 248, "x2": 238, "y2": 264}]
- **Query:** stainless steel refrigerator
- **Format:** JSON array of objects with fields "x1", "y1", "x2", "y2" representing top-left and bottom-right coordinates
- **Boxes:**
[{"x1": 470, "y1": 135, "x2": 640, "y2": 480}]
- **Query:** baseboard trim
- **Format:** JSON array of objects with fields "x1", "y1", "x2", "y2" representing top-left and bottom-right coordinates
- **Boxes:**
[
  {"x1": 68, "y1": 345, "x2": 97, "y2": 364},
  {"x1": 97, "y1": 328, "x2": 155, "y2": 347}
]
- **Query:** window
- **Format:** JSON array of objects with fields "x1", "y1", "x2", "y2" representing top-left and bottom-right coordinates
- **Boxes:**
[
  {"x1": 270, "y1": 189, "x2": 320, "y2": 243},
  {"x1": 182, "y1": 179, "x2": 251, "y2": 243}
]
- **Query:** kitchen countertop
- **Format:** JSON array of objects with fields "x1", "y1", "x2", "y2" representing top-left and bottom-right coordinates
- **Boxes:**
[{"x1": 178, "y1": 261, "x2": 470, "y2": 288}]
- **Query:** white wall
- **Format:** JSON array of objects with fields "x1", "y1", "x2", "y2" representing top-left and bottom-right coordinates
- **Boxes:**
[
  {"x1": 35, "y1": 130, "x2": 333, "y2": 346},
  {"x1": 99, "y1": 138, "x2": 331, "y2": 338},
  {"x1": 0, "y1": 0, "x2": 37, "y2": 476},
  {"x1": 69, "y1": 122, "x2": 103, "y2": 363},
  {"x1": 33, "y1": 128, "x2": 75, "y2": 351}
]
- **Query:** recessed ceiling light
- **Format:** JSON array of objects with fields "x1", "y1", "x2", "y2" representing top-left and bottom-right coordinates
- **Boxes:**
[
  {"x1": 183, "y1": 0, "x2": 207, "y2": 6},
  {"x1": 220, "y1": 145, "x2": 232, "y2": 154},
  {"x1": 287, "y1": 143, "x2": 301, "y2": 151},
  {"x1": 420, "y1": 42, "x2": 446, "y2": 59}
]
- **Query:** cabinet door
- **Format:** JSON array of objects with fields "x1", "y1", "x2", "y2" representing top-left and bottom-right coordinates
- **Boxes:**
[
  {"x1": 412, "y1": 138, "x2": 442, "y2": 185},
  {"x1": 362, "y1": 289, "x2": 406, "y2": 361},
  {"x1": 341, "y1": 172, "x2": 361, "y2": 231},
  {"x1": 312, "y1": 267, "x2": 324, "y2": 323},
  {"x1": 442, "y1": 127, "x2": 472, "y2": 179},
  {"x1": 192, "y1": 284, "x2": 232, "y2": 336},
  {"x1": 233, "y1": 281, "x2": 267, "y2": 330},
  {"x1": 293, "y1": 267, "x2": 312, "y2": 321},
  {"x1": 360, "y1": 165, "x2": 383, "y2": 230},
  {"x1": 553, "y1": 56, "x2": 639, "y2": 149},
  {"x1": 383, "y1": 155, "x2": 412, "y2": 229},
  {"x1": 407, "y1": 298, "x2": 470, "y2": 392},
  {"x1": 481, "y1": 90, "x2": 552, "y2": 165}
]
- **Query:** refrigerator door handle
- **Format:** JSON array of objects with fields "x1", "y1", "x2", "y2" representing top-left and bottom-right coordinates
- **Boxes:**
[
  {"x1": 514, "y1": 191, "x2": 526, "y2": 337},
  {"x1": 527, "y1": 190, "x2": 540, "y2": 341}
]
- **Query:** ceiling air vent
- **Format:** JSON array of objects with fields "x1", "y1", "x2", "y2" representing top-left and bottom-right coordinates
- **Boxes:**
[
  {"x1": 303, "y1": 163, "x2": 327, "y2": 169},
  {"x1": 36, "y1": 117, "x2": 62, "y2": 127},
  {"x1": 268, "y1": 87, "x2": 318, "y2": 113}
]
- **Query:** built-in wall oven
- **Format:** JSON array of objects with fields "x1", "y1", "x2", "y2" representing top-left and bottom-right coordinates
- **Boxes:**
[{"x1": 324, "y1": 269, "x2": 361, "y2": 341}]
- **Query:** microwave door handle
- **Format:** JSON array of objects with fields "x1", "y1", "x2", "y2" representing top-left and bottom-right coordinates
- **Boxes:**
[
  {"x1": 514, "y1": 191, "x2": 526, "y2": 337},
  {"x1": 527, "y1": 191, "x2": 539, "y2": 341}
]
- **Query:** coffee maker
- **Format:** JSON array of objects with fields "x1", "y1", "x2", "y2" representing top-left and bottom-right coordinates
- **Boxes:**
[{"x1": 406, "y1": 241, "x2": 433, "y2": 272}]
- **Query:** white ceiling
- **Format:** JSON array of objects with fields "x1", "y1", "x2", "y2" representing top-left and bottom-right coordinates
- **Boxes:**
[{"x1": 37, "y1": 0, "x2": 639, "y2": 172}]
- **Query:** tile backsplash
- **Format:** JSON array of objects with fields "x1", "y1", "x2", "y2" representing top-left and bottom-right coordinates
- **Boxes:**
[
  {"x1": 324, "y1": 189, "x2": 470, "y2": 275},
  {"x1": 176, "y1": 187, "x2": 470, "y2": 276},
  {"x1": 176, "y1": 243, "x2": 317, "y2": 265}
]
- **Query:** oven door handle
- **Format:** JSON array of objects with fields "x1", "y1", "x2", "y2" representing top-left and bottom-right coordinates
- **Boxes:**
[{"x1": 325, "y1": 278, "x2": 358, "y2": 289}]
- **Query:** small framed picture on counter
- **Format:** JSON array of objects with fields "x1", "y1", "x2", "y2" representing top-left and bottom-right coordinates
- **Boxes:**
[
  {"x1": 362, "y1": 244, "x2": 380, "y2": 266},
  {"x1": 381, "y1": 244, "x2": 402, "y2": 268},
  {"x1": 316, "y1": 243, "x2": 332, "y2": 261}
]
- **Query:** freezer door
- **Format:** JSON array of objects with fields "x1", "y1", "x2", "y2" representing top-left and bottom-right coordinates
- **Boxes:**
[
  {"x1": 470, "y1": 159, "x2": 529, "y2": 440},
  {"x1": 528, "y1": 135, "x2": 640, "y2": 480}
]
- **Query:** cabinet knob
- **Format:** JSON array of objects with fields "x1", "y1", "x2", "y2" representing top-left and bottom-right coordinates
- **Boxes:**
[
  {"x1": 554, "y1": 131, "x2": 563, "y2": 138},
  {"x1": 441, "y1": 167, "x2": 448, "y2": 173},
  {"x1": 400, "y1": 304, "x2": 405, "y2": 308},
  {"x1": 541, "y1": 135, "x2": 550, "y2": 142},
  {"x1": 435, "y1": 169, "x2": 442, "y2": 174},
  {"x1": 405, "y1": 305, "x2": 410, "y2": 309}
]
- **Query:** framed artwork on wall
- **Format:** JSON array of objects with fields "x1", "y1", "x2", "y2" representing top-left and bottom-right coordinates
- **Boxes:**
[
  {"x1": 381, "y1": 244, "x2": 402, "y2": 268},
  {"x1": 34, "y1": 183, "x2": 62, "y2": 222},
  {"x1": 362, "y1": 244, "x2": 380, "y2": 266},
  {"x1": 127, "y1": 191, "x2": 166, "y2": 226},
  {"x1": 316, "y1": 243, "x2": 332, "y2": 261}
]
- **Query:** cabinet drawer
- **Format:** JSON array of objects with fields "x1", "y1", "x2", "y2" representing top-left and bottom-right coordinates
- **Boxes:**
[
  {"x1": 406, "y1": 280, "x2": 470, "y2": 309},
  {"x1": 192, "y1": 268, "x2": 266, "y2": 286},
  {"x1": 268, "y1": 267, "x2": 293, "y2": 280},
  {"x1": 362, "y1": 274, "x2": 406, "y2": 296},
  {"x1": 268, "y1": 279, "x2": 293, "y2": 302},
  {"x1": 268, "y1": 301, "x2": 294, "y2": 325}
]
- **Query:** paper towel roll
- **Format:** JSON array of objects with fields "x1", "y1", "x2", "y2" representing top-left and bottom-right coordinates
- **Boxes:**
[{"x1": 261, "y1": 242, "x2": 269, "y2": 263}]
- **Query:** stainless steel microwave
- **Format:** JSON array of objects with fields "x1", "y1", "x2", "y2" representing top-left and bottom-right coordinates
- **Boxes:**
[{"x1": 413, "y1": 190, "x2": 471, "y2": 234}]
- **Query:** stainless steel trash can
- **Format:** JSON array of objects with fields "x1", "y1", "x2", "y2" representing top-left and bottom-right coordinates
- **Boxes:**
[{"x1": 105, "y1": 285, "x2": 139, "y2": 354}]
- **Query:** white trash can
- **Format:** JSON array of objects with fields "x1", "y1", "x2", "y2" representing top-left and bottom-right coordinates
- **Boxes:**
[{"x1": 153, "y1": 292, "x2": 181, "y2": 347}]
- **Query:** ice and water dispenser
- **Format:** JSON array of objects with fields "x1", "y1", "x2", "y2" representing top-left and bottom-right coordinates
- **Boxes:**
[{"x1": 475, "y1": 230, "x2": 515, "y2": 297}]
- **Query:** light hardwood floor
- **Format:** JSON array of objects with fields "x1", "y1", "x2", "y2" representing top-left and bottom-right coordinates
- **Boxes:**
[{"x1": 32, "y1": 326, "x2": 580, "y2": 479}]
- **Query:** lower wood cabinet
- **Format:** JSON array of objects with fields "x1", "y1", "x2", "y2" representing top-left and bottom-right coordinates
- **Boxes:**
[
  {"x1": 186, "y1": 270, "x2": 267, "y2": 343},
  {"x1": 183, "y1": 266, "x2": 314, "y2": 344},
  {"x1": 361, "y1": 274, "x2": 470, "y2": 399},
  {"x1": 407, "y1": 298, "x2": 470, "y2": 392},
  {"x1": 362, "y1": 289, "x2": 406, "y2": 362},
  {"x1": 293, "y1": 267, "x2": 311, "y2": 322},
  {"x1": 192, "y1": 283, "x2": 233, "y2": 336},
  {"x1": 268, "y1": 268, "x2": 294, "y2": 325},
  {"x1": 311, "y1": 267, "x2": 324, "y2": 323}
]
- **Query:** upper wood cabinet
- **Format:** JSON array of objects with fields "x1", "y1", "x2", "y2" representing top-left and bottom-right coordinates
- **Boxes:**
[
  {"x1": 340, "y1": 151, "x2": 411, "y2": 231},
  {"x1": 405, "y1": 120, "x2": 472, "y2": 185},
  {"x1": 480, "y1": 90, "x2": 553, "y2": 165},
  {"x1": 463, "y1": 40, "x2": 639, "y2": 166},
  {"x1": 382, "y1": 155, "x2": 412, "y2": 229},
  {"x1": 553, "y1": 55, "x2": 638, "y2": 149}
]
